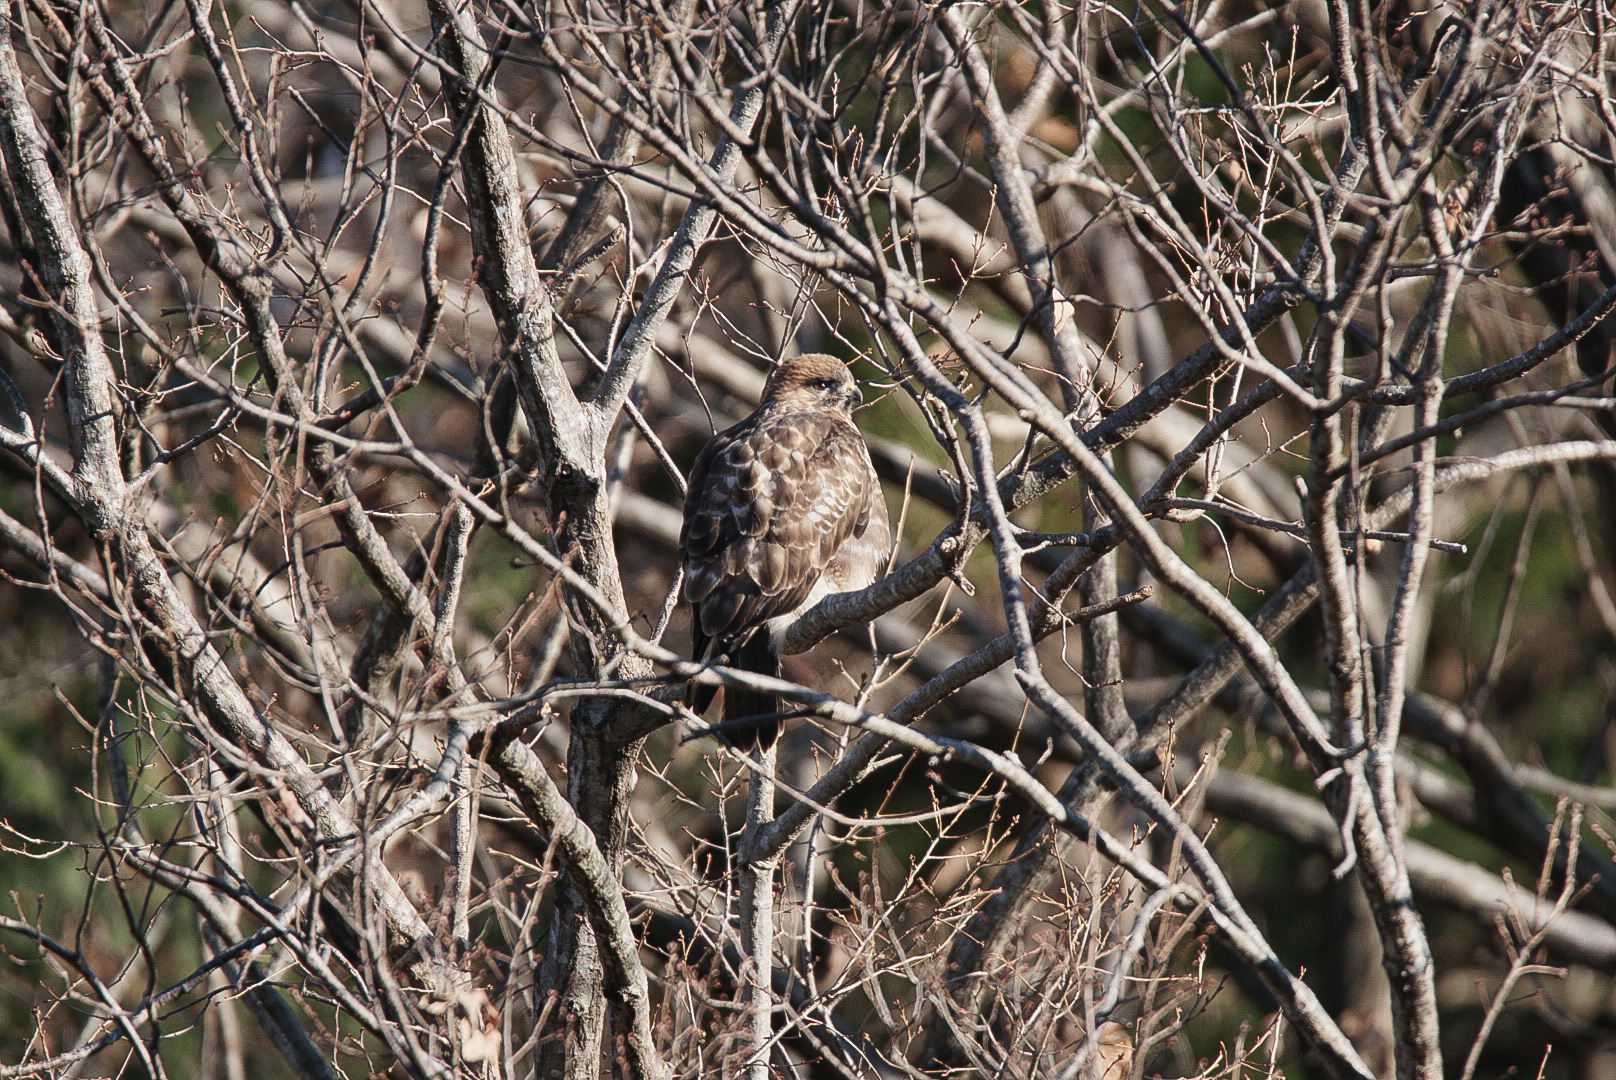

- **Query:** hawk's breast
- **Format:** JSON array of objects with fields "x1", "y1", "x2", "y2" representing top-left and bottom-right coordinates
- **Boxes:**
[{"x1": 680, "y1": 404, "x2": 890, "y2": 651}]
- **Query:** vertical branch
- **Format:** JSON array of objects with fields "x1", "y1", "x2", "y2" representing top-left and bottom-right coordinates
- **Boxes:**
[
  {"x1": 738, "y1": 747, "x2": 779, "y2": 1080},
  {"x1": 436, "y1": 504, "x2": 478, "y2": 959},
  {"x1": 1079, "y1": 517, "x2": 1130, "y2": 741}
]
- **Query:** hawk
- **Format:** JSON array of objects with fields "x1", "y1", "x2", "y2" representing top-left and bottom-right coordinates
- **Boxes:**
[{"x1": 680, "y1": 354, "x2": 891, "y2": 747}]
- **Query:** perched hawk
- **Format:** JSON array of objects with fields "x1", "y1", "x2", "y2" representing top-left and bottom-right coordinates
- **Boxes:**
[{"x1": 680, "y1": 354, "x2": 891, "y2": 747}]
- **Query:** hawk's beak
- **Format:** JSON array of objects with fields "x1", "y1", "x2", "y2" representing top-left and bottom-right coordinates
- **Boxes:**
[{"x1": 847, "y1": 384, "x2": 865, "y2": 408}]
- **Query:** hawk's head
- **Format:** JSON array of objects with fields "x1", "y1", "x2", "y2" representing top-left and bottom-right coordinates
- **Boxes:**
[{"x1": 760, "y1": 353, "x2": 864, "y2": 414}]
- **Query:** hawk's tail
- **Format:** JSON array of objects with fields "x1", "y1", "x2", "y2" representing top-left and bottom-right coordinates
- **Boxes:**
[{"x1": 721, "y1": 631, "x2": 781, "y2": 749}]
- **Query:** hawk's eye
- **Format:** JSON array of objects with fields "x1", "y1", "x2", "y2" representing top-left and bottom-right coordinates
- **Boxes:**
[{"x1": 809, "y1": 377, "x2": 841, "y2": 392}]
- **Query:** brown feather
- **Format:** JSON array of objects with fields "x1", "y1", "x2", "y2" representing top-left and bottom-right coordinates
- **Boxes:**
[{"x1": 679, "y1": 354, "x2": 892, "y2": 745}]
